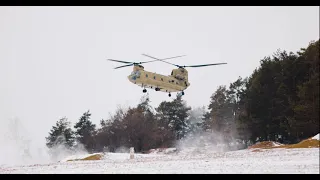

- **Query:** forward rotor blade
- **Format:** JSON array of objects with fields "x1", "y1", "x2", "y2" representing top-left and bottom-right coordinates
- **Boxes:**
[
  {"x1": 159, "y1": 55, "x2": 187, "y2": 67},
  {"x1": 107, "y1": 59, "x2": 134, "y2": 64},
  {"x1": 108, "y1": 58, "x2": 160, "y2": 65},
  {"x1": 183, "y1": 63, "x2": 227, "y2": 68},
  {"x1": 161, "y1": 55, "x2": 186, "y2": 60},
  {"x1": 141, "y1": 54, "x2": 181, "y2": 67},
  {"x1": 114, "y1": 63, "x2": 134, "y2": 69}
]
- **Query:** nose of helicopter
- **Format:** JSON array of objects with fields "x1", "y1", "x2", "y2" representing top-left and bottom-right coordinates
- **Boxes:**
[{"x1": 128, "y1": 74, "x2": 135, "y2": 83}]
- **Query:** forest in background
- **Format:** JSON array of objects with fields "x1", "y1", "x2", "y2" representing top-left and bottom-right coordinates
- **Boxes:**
[{"x1": 45, "y1": 39, "x2": 319, "y2": 154}]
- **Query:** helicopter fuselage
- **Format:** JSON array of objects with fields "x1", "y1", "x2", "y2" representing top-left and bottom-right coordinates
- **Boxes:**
[{"x1": 127, "y1": 65, "x2": 190, "y2": 93}]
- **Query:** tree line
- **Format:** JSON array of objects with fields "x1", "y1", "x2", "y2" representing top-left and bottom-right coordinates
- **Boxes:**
[{"x1": 45, "y1": 39, "x2": 319, "y2": 154}]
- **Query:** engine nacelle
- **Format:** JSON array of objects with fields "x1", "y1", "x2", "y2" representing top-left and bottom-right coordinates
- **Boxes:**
[{"x1": 171, "y1": 68, "x2": 188, "y2": 81}]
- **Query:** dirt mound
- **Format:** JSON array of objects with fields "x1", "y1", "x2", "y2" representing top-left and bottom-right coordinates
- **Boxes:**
[
  {"x1": 280, "y1": 138, "x2": 319, "y2": 148},
  {"x1": 249, "y1": 133, "x2": 320, "y2": 149},
  {"x1": 66, "y1": 153, "x2": 104, "y2": 162},
  {"x1": 248, "y1": 141, "x2": 282, "y2": 149}
]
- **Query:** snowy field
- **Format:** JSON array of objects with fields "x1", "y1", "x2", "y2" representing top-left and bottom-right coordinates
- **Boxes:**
[{"x1": 0, "y1": 148, "x2": 319, "y2": 174}]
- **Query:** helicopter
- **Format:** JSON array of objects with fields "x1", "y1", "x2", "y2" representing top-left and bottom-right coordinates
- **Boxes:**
[{"x1": 107, "y1": 54, "x2": 227, "y2": 97}]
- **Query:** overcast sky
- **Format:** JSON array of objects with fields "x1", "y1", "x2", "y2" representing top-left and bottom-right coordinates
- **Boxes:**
[{"x1": 0, "y1": 6, "x2": 319, "y2": 145}]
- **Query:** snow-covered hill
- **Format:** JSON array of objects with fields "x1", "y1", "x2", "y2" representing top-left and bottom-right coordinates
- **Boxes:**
[
  {"x1": 0, "y1": 148, "x2": 318, "y2": 174},
  {"x1": 0, "y1": 119, "x2": 318, "y2": 174}
]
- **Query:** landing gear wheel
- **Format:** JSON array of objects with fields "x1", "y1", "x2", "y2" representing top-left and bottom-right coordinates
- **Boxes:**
[
  {"x1": 143, "y1": 89, "x2": 147, "y2": 93},
  {"x1": 168, "y1": 93, "x2": 171, "y2": 97},
  {"x1": 182, "y1": 91, "x2": 185, "y2": 95}
]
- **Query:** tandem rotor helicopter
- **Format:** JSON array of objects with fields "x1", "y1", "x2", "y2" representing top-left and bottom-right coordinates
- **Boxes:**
[{"x1": 107, "y1": 54, "x2": 227, "y2": 97}]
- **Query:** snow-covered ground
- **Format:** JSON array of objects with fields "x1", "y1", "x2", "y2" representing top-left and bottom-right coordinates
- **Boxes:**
[{"x1": 0, "y1": 148, "x2": 318, "y2": 174}]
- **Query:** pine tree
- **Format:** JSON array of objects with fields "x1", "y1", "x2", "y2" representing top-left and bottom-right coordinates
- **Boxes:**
[
  {"x1": 187, "y1": 106, "x2": 206, "y2": 136},
  {"x1": 156, "y1": 95, "x2": 191, "y2": 140},
  {"x1": 45, "y1": 117, "x2": 75, "y2": 149},
  {"x1": 227, "y1": 77, "x2": 248, "y2": 143},
  {"x1": 137, "y1": 94, "x2": 153, "y2": 114},
  {"x1": 290, "y1": 40, "x2": 319, "y2": 141},
  {"x1": 204, "y1": 86, "x2": 233, "y2": 133},
  {"x1": 201, "y1": 111, "x2": 212, "y2": 131},
  {"x1": 74, "y1": 110, "x2": 96, "y2": 152},
  {"x1": 240, "y1": 39, "x2": 319, "y2": 143}
]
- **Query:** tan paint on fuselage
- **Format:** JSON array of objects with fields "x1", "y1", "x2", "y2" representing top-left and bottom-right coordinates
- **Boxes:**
[{"x1": 127, "y1": 65, "x2": 190, "y2": 93}]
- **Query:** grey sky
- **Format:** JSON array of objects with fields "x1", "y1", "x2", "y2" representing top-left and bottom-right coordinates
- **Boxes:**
[{"x1": 0, "y1": 6, "x2": 319, "y2": 146}]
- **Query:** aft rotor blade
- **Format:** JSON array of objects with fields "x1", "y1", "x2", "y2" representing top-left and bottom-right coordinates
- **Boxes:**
[
  {"x1": 114, "y1": 63, "x2": 134, "y2": 69},
  {"x1": 141, "y1": 54, "x2": 160, "y2": 60},
  {"x1": 138, "y1": 59, "x2": 161, "y2": 64},
  {"x1": 107, "y1": 59, "x2": 134, "y2": 64},
  {"x1": 157, "y1": 60, "x2": 180, "y2": 67},
  {"x1": 183, "y1": 63, "x2": 227, "y2": 68},
  {"x1": 141, "y1": 54, "x2": 186, "y2": 61},
  {"x1": 141, "y1": 54, "x2": 181, "y2": 67}
]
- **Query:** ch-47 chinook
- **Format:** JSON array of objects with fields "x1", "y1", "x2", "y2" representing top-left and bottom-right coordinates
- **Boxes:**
[{"x1": 107, "y1": 54, "x2": 227, "y2": 97}]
